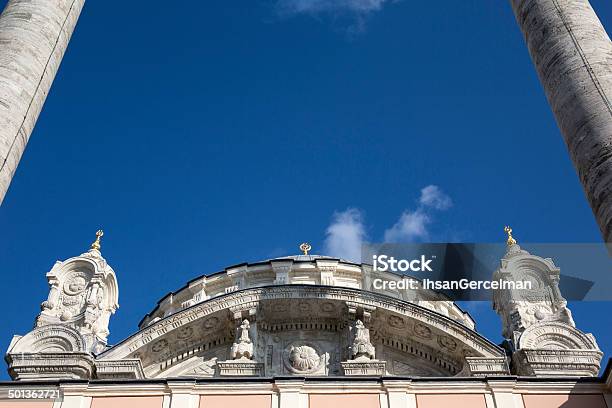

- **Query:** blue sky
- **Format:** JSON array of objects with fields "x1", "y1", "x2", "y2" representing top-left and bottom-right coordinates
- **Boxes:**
[{"x1": 0, "y1": 0, "x2": 611, "y2": 378}]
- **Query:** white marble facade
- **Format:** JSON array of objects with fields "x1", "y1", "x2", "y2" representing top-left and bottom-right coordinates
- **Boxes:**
[{"x1": 4, "y1": 234, "x2": 603, "y2": 381}]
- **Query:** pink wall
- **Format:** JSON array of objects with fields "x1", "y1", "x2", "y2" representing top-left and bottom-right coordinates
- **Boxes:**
[
  {"x1": 309, "y1": 394, "x2": 380, "y2": 408},
  {"x1": 91, "y1": 396, "x2": 163, "y2": 408},
  {"x1": 522, "y1": 394, "x2": 608, "y2": 408},
  {"x1": 200, "y1": 395, "x2": 271, "y2": 408},
  {"x1": 0, "y1": 403, "x2": 53, "y2": 408},
  {"x1": 416, "y1": 394, "x2": 486, "y2": 408}
]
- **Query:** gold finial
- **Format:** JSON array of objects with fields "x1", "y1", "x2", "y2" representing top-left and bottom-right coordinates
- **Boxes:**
[
  {"x1": 299, "y1": 242, "x2": 312, "y2": 255},
  {"x1": 91, "y1": 230, "x2": 104, "y2": 251},
  {"x1": 504, "y1": 226, "x2": 517, "y2": 246}
]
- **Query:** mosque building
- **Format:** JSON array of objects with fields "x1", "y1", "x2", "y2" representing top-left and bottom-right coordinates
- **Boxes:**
[{"x1": 1, "y1": 232, "x2": 610, "y2": 408}]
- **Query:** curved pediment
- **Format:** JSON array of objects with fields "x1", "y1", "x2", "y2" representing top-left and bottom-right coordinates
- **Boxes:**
[{"x1": 99, "y1": 285, "x2": 504, "y2": 378}]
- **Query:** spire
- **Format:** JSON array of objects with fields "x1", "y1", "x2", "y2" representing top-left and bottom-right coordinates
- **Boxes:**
[
  {"x1": 299, "y1": 242, "x2": 312, "y2": 255},
  {"x1": 90, "y1": 230, "x2": 104, "y2": 251},
  {"x1": 503, "y1": 226, "x2": 525, "y2": 258},
  {"x1": 504, "y1": 226, "x2": 517, "y2": 246}
]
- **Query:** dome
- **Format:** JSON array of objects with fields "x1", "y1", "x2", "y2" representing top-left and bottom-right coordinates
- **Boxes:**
[{"x1": 138, "y1": 254, "x2": 474, "y2": 330}]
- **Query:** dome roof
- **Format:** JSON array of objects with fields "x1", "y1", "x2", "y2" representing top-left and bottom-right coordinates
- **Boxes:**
[{"x1": 138, "y1": 254, "x2": 474, "y2": 331}]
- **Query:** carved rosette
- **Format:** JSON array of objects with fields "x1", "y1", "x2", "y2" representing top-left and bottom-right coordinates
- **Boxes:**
[{"x1": 288, "y1": 345, "x2": 320, "y2": 372}]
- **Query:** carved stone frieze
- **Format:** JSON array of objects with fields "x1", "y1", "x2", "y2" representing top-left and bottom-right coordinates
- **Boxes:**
[
  {"x1": 341, "y1": 360, "x2": 387, "y2": 376},
  {"x1": 462, "y1": 357, "x2": 510, "y2": 377},
  {"x1": 217, "y1": 360, "x2": 264, "y2": 376},
  {"x1": 6, "y1": 352, "x2": 95, "y2": 380},
  {"x1": 95, "y1": 359, "x2": 145, "y2": 379},
  {"x1": 513, "y1": 349, "x2": 603, "y2": 377},
  {"x1": 99, "y1": 285, "x2": 504, "y2": 377}
]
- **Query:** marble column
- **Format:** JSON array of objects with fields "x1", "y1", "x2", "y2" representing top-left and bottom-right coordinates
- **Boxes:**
[
  {"x1": 0, "y1": 0, "x2": 85, "y2": 205},
  {"x1": 509, "y1": 0, "x2": 612, "y2": 242}
]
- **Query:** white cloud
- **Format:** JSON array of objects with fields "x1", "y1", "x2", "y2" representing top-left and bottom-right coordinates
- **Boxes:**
[
  {"x1": 324, "y1": 208, "x2": 366, "y2": 262},
  {"x1": 276, "y1": 0, "x2": 389, "y2": 15},
  {"x1": 419, "y1": 185, "x2": 453, "y2": 210},
  {"x1": 383, "y1": 185, "x2": 452, "y2": 243},
  {"x1": 383, "y1": 209, "x2": 430, "y2": 242},
  {"x1": 323, "y1": 185, "x2": 452, "y2": 254}
]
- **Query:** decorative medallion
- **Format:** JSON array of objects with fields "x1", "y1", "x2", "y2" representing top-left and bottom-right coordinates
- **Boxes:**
[
  {"x1": 387, "y1": 315, "x2": 405, "y2": 329},
  {"x1": 413, "y1": 323, "x2": 432, "y2": 339},
  {"x1": 151, "y1": 339, "x2": 168, "y2": 353},
  {"x1": 437, "y1": 336, "x2": 457, "y2": 352},
  {"x1": 320, "y1": 302, "x2": 335, "y2": 313},
  {"x1": 288, "y1": 345, "x2": 320, "y2": 373},
  {"x1": 202, "y1": 317, "x2": 219, "y2": 330},
  {"x1": 63, "y1": 275, "x2": 87, "y2": 296},
  {"x1": 177, "y1": 326, "x2": 194, "y2": 340},
  {"x1": 297, "y1": 302, "x2": 311, "y2": 313},
  {"x1": 273, "y1": 302, "x2": 288, "y2": 313}
]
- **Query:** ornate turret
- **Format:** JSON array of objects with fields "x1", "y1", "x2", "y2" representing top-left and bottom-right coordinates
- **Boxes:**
[
  {"x1": 493, "y1": 227, "x2": 602, "y2": 377},
  {"x1": 6, "y1": 231, "x2": 120, "y2": 380}
]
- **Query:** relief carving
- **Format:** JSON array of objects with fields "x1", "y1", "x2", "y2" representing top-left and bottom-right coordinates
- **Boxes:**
[
  {"x1": 288, "y1": 345, "x2": 321, "y2": 373},
  {"x1": 230, "y1": 320, "x2": 253, "y2": 360},
  {"x1": 351, "y1": 320, "x2": 375, "y2": 360}
]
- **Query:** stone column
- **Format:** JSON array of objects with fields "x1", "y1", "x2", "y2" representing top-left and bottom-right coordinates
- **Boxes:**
[
  {"x1": 0, "y1": 0, "x2": 85, "y2": 205},
  {"x1": 509, "y1": 0, "x2": 612, "y2": 242}
]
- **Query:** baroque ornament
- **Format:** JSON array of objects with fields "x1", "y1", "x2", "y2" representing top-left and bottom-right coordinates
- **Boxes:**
[
  {"x1": 288, "y1": 345, "x2": 320, "y2": 373},
  {"x1": 230, "y1": 320, "x2": 253, "y2": 360},
  {"x1": 32, "y1": 231, "x2": 119, "y2": 354},
  {"x1": 352, "y1": 320, "x2": 375, "y2": 360},
  {"x1": 151, "y1": 339, "x2": 168, "y2": 353},
  {"x1": 414, "y1": 323, "x2": 432, "y2": 339},
  {"x1": 203, "y1": 317, "x2": 219, "y2": 330},
  {"x1": 438, "y1": 336, "x2": 457, "y2": 352},
  {"x1": 320, "y1": 302, "x2": 335, "y2": 313},
  {"x1": 387, "y1": 315, "x2": 405, "y2": 329},
  {"x1": 176, "y1": 326, "x2": 194, "y2": 340}
]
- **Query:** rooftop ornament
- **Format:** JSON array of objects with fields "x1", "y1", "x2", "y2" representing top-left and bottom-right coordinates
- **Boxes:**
[
  {"x1": 504, "y1": 226, "x2": 517, "y2": 246},
  {"x1": 91, "y1": 230, "x2": 104, "y2": 251},
  {"x1": 299, "y1": 242, "x2": 312, "y2": 255}
]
